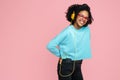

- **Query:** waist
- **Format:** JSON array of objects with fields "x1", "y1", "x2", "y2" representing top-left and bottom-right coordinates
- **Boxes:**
[{"x1": 59, "y1": 58, "x2": 83, "y2": 64}]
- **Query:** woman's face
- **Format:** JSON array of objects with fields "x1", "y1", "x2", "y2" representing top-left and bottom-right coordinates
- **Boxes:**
[{"x1": 74, "y1": 10, "x2": 89, "y2": 27}]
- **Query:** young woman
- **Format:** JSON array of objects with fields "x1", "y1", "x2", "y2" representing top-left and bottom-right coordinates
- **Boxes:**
[{"x1": 47, "y1": 3, "x2": 93, "y2": 80}]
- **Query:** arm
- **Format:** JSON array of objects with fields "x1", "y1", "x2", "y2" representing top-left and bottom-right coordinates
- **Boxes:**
[{"x1": 46, "y1": 28, "x2": 68, "y2": 57}]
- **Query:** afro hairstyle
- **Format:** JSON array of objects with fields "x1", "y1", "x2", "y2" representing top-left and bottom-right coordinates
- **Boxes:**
[{"x1": 66, "y1": 3, "x2": 94, "y2": 27}]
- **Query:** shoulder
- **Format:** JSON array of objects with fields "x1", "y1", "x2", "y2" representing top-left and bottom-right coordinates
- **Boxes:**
[
  {"x1": 56, "y1": 25, "x2": 71, "y2": 37},
  {"x1": 84, "y1": 26, "x2": 90, "y2": 32},
  {"x1": 60, "y1": 25, "x2": 72, "y2": 33},
  {"x1": 84, "y1": 26, "x2": 90, "y2": 30}
]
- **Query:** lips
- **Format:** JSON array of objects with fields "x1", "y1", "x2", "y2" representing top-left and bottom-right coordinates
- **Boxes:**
[{"x1": 79, "y1": 20, "x2": 86, "y2": 25}]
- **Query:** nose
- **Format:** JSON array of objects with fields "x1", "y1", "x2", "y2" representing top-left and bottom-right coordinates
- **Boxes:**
[
  {"x1": 82, "y1": 17, "x2": 87, "y2": 21},
  {"x1": 81, "y1": 17, "x2": 87, "y2": 22}
]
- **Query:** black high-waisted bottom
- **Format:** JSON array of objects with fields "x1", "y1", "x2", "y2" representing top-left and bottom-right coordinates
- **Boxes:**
[{"x1": 57, "y1": 58, "x2": 83, "y2": 80}]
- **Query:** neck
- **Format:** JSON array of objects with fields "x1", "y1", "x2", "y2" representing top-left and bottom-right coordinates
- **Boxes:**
[{"x1": 73, "y1": 23, "x2": 82, "y2": 29}]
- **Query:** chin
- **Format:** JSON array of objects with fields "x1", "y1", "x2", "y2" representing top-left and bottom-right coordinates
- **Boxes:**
[{"x1": 78, "y1": 24, "x2": 84, "y2": 27}]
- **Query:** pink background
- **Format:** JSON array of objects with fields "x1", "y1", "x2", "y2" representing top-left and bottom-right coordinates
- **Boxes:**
[{"x1": 0, "y1": 0, "x2": 120, "y2": 80}]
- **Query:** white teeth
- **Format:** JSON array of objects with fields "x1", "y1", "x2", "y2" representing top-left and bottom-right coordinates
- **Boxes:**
[
  {"x1": 79, "y1": 20, "x2": 85, "y2": 25},
  {"x1": 80, "y1": 21, "x2": 84, "y2": 24},
  {"x1": 81, "y1": 21, "x2": 83, "y2": 23}
]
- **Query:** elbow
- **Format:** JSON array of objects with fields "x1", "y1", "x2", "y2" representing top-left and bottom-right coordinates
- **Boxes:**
[
  {"x1": 46, "y1": 42, "x2": 53, "y2": 51},
  {"x1": 46, "y1": 41, "x2": 58, "y2": 51},
  {"x1": 46, "y1": 43, "x2": 51, "y2": 50}
]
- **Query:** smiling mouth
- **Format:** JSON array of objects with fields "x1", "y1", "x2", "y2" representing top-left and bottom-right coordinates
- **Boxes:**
[{"x1": 79, "y1": 20, "x2": 86, "y2": 25}]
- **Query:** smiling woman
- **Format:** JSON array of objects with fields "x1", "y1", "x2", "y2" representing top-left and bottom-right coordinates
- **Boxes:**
[
  {"x1": 74, "y1": 10, "x2": 89, "y2": 28},
  {"x1": 66, "y1": 4, "x2": 93, "y2": 29},
  {"x1": 47, "y1": 3, "x2": 93, "y2": 80}
]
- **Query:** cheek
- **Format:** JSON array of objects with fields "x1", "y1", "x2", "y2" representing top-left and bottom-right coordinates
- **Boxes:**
[
  {"x1": 76, "y1": 17, "x2": 80, "y2": 22},
  {"x1": 75, "y1": 17, "x2": 87, "y2": 24},
  {"x1": 84, "y1": 20, "x2": 88, "y2": 23}
]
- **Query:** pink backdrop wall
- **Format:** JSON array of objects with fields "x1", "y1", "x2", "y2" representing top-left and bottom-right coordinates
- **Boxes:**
[{"x1": 0, "y1": 0, "x2": 120, "y2": 80}]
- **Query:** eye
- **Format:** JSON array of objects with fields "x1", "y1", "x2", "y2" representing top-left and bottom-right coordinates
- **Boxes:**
[
  {"x1": 84, "y1": 17, "x2": 89, "y2": 20},
  {"x1": 78, "y1": 14, "x2": 89, "y2": 20}
]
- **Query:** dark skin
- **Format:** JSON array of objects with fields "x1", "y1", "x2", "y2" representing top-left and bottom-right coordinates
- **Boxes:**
[{"x1": 73, "y1": 10, "x2": 89, "y2": 29}]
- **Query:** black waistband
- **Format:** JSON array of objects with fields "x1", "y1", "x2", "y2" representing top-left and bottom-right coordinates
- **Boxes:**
[{"x1": 61, "y1": 58, "x2": 83, "y2": 64}]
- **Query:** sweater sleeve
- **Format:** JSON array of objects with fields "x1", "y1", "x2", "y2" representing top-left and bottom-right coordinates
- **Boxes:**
[{"x1": 46, "y1": 28, "x2": 68, "y2": 57}]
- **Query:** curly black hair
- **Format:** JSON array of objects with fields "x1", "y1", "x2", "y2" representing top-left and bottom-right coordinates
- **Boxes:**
[{"x1": 66, "y1": 3, "x2": 93, "y2": 27}]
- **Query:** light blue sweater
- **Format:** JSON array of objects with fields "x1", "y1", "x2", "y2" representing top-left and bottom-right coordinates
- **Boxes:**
[{"x1": 47, "y1": 25, "x2": 92, "y2": 60}]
